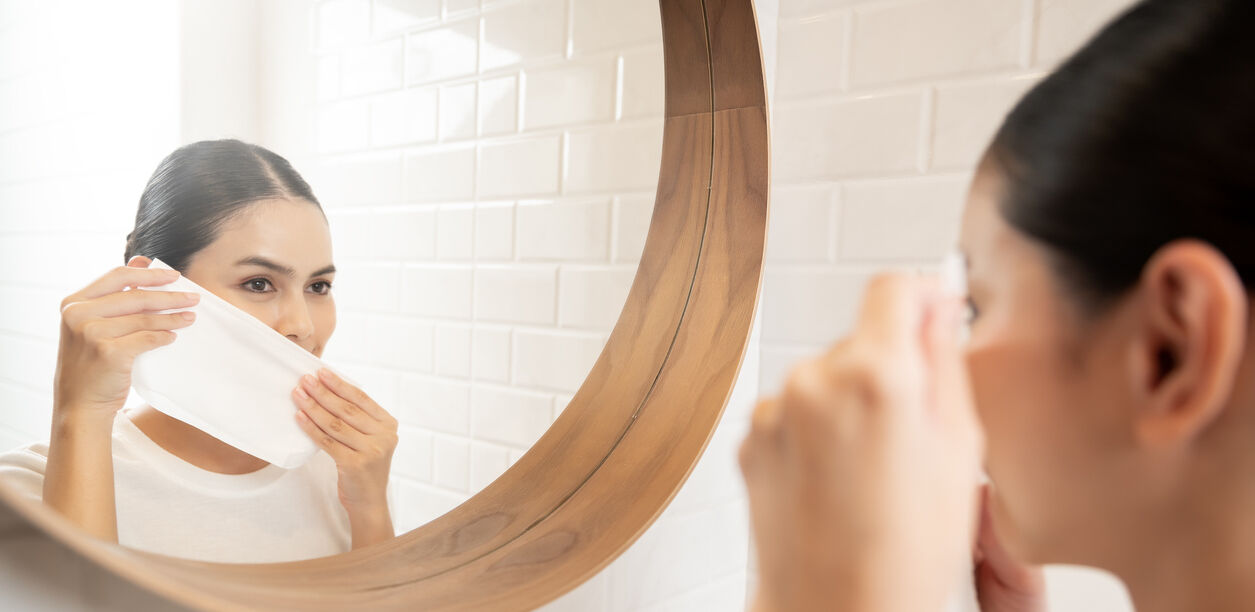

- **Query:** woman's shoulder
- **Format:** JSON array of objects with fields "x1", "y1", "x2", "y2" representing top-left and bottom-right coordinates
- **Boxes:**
[{"x1": 0, "y1": 440, "x2": 51, "y2": 501}]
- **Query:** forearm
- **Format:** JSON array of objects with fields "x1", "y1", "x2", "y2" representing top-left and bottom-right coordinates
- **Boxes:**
[
  {"x1": 42, "y1": 407, "x2": 118, "y2": 542},
  {"x1": 348, "y1": 503, "x2": 394, "y2": 550}
]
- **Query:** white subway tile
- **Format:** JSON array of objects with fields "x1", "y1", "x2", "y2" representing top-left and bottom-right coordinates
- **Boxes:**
[
  {"x1": 438, "y1": 82, "x2": 477, "y2": 141},
  {"x1": 766, "y1": 186, "x2": 837, "y2": 262},
  {"x1": 776, "y1": 13, "x2": 847, "y2": 99},
  {"x1": 851, "y1": 0, "x2": 1022, "y2": 87},
  {"x1": 565, "y1": 122, "x2": 664, "y2": 193},
  {"x1": 761, "y1": 269, "x2": 876, "y2": 344},
  {"x1": 331, "y1": 262, "x2": 402, "y2": 313},
  {"x1": 477, "y1": 136, "x2": 562, "y2": 198},
  {"x1": 779, "y1": 0, "x2": 859, "y2": 18},
  {"x1": 432, "y1": 435, "x2": 471, "y2": 492},
  {"x1": 393, "y1": 426, "x2": 434, "y2": 481},
  {"x1": 571, "y1": 0, "x2": 661, "y2": 55},
  {"x1": 445, "y1": 0, "x2": 479, "y2": 17},
  {"x1": 329, "y1": 208, "x2": 437, "y2": 260},
  {"x1": 317, "y1": 100, "x2": 370, "y2": 153},
  {"x1": 377, "y1": 317, "x2": 436, "y2": 371},
  {"x1": 403, "y1": 146, "x2": 476, "y2": 202},
  {"x1": 523, "y1": 59, "x2": 617, "y2": 129},
  {"x1": 613, "y1": 195, "x2": 654, "y2": 263},
  {"x1": 773, "y1": 92, "x2": 921, "y2": 180},
  {"x1": 341, "y1": 38, "x2": 404, "y2": 96},
  {"x1": 317, "y1": 54, "x2": 340, "y2": 101},
  {"x1": 436, "y1": 204, "x2": 475, "y2": 260},
  {"x1": 400, "y1": 265, "x2": 474, "y2": 319},
  {"x1": 470, "y1": 385, "x2": 554, "y2": 447},
  {"x1": 308, "y1": 154, "x2": 405, "y2": 207},
  {"x1": 516, "y1": 199, "x2": 611, "y2": 261},
  {"x1": 512, "y1": 330, "x2": 604, "y2": 393},
  {"x1": 471, "y1": 327, "x2": 512, "y2": 382},
  {"x1": 1035, "y1": 0, "x2": 1136, "y2": 64},
  {"x1": 620, "y1": 45, "x2": 664, "y2": 120},
  {"x1": 839, "y1": 176, "x2": 968, "y2": 261},
  {"x1": 933, "y1": 76, "x2": 1039, "y2": 169},
  {"x1": 558, "y1": 267, "x2": 635, "y2": 330},
  {"x1": 474, "y1": 266, "x2": 557, "y2": 324},
  {"x1": 435, "y1": 324, "x2": 472, "y2": 377},
  {"x1": 374, "y1": 0, "x2": 441, "y2": 35},
  {"x1": 478, "y1": 75, "x2": 518, "y2": 136},
  {"x1": 475, "y1": 203, "x2": 516, "y2": 260},
  {"x1": 480, "y1": 0, "x2": 567, "y2": 71},
  {"x1": 371, "y1": 88, "x2": 439, "y2": 146},
  {"x1": 469, "y1": 442, "x2": 511, "y2": 490},
  {"x1": 406, "y1": 19, "x2": 478, "y2": 84},
  {"x1": 318, "y1": 0, "x2": 371, "y2": 49},
  {"x1": 396, "y1": 375, "x2": 471, "y2": 434}
]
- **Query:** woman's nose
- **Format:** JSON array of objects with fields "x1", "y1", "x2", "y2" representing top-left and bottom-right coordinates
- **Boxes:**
[{"x1": 276, "y1": 293, "x2": 315, "y2": 342}]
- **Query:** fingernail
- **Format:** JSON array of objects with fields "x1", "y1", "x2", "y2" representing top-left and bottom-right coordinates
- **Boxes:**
[
  {"x1": 301, "y1": 374, "x2": 317, "y2": 388},
  {"x1": 318, "y1": 368, "x2": 334, "y2": 381},
  {"x1": 294, "y1": 386, "x2": 309, "y2": 400},
  {"x1": 296, "y1": 409, "x2": 308, "y2": 420},
  {"x1": 183, "y1": 292, "x2": 200, "y2": 302},
  {"x1": 179, "y1": 311, "x2": 196, "y2": 321}
]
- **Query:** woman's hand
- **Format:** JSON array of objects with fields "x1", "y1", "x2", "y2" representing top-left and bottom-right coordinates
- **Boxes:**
[
  {"x1": 46, "y1": 258, "x2": 199, "y2": 540},
  {"x1": 740, "y1": 274, "x2": 985, "y2": 612},
  {"x1": 974, "y1": 486, "x2": 1047, "y2": 612},
  {"x1": 292, "y1": 368, "x2": 398, "y2": 548},
  {"x1": 55, "y1": 259, "x2": 199, "y2": 419}
]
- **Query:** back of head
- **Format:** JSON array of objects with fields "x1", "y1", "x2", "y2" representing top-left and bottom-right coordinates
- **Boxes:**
[
  {"x1": 126, "y1": 139, "x2": 321, "y2": 272},
  {"x1": 989, "y1": 0, "x2": 1255, "y2": 310}
]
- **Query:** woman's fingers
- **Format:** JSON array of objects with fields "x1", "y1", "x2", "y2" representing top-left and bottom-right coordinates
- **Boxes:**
[
  {"x1": 63, "y1": 265, "x2": 180, "y2": 304},
  {"x1": 62, "y1": 289, "x2": 199, "y2": 325},
  {"x1": 293, "y1": 384, "x2": 371, "y2": 450},
  {"x1": 293, "y1": 405, "x2": 353, "y2": 461},
  {"x1": 108, "y1": 330, "x2": 179, "y2": 359},
  {"x1": 315, "y1": 369, "x2": 395, "y2": 427},
  {"x1": 81, "y1": 311, "x2": 196, "y2": 340}
]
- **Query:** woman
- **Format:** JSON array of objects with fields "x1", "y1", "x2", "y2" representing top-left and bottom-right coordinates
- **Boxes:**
[
  {"x1": 0, "y1": 140, "x2": 399, "y2": 563},
  {"x1": 741, "y1": 0, "x2": 1255, "y2": 611}
]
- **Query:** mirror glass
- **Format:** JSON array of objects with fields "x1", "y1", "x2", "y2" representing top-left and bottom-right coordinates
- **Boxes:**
[{"x1": 0, "y1": 0, "x2": 663, "y2": 559}]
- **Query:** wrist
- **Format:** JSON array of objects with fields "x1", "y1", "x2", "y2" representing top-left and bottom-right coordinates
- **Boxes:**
[{"x1": 51, "y1": 404, "x2": 117, "y2": 436}]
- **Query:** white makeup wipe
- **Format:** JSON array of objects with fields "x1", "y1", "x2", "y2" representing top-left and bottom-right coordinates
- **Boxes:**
[{"x1": 130, "y1": 259, "x2": 331, "y2": 469}]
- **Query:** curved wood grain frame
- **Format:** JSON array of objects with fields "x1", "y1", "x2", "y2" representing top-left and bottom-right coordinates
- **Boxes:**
[{"x1": 0, "y1": 0, "x2": 769, "y2": 609}]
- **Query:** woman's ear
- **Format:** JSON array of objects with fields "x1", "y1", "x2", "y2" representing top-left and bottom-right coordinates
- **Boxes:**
[
  {"x1": 1131, "y1": 240, "x2": 1248, "y2": 447},
  {"x1": 127, "y1": 255, "x2": 153, "y2": 268}
]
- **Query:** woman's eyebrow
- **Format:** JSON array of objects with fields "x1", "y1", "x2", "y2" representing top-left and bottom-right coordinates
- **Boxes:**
[
  {"x1": 310, "y1": 264, "x2": 336, "y2": 278},
  {"x1": 235, "y1": 256, "x2": 297, "y2": 278}
]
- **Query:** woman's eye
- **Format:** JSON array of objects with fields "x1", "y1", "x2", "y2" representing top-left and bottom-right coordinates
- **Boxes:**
[
  {"x1": 243, "y1": 278, "x2": 274, "y2": 293},
  {"x1": 309, "y1": 281, "x2": 332, "y2": 295}
]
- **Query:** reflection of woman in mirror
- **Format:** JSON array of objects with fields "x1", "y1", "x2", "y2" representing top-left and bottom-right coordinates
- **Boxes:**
[
  {"x1": 0, "y1": 140, "x2": 398, "y2": 563},
  {"x1": 742, "y1": 0, "x2": 1255, "y2": 611}
]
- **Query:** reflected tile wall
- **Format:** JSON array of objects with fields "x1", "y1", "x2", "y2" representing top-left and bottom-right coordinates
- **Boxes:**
[{"x1": 294, "y1": 0, "x2": 664, "y2": 542}]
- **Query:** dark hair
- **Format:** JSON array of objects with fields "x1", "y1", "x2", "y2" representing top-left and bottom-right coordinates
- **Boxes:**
[
  {"x1": 987, "y1": 0, "x2": 1255, "y2": 311},
  {"x1": 125, "y1": 139, "x2": 322, "y2": 271}
]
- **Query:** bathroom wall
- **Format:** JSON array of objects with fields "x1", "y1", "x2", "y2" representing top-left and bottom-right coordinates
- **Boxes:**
[
  {"x1": 254, "y1": 0, "x2": 665, "y2": 534},
  {"x1": 0, "y1": 0, "x2": 184, "y2": 451},
  {"x1": 761, "y1": 0, "x2": 1139, "y2": 610}
]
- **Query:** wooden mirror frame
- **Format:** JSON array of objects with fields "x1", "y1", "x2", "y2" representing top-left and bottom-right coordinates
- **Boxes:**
[{"x1": 0, "y1": 0, "x2": 768, "y2": 608}]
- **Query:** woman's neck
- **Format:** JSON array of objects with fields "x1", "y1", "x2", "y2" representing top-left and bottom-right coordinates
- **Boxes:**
[
  {"x1": 125, "y1": 406, "x2": 270, "y2": 475},
  {"x1": 1120, "y1": 475, "x2": 1255, "y2": 612}
]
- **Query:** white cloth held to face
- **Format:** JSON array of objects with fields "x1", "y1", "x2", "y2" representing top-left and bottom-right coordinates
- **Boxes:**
[{"x1": 130, "y1": 259, "x2": 332, "y2": 469}]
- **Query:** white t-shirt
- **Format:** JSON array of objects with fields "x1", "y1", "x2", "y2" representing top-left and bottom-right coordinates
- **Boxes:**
[{"x1": 0, "y1": 412, "x2": 353, "y2": 563}]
